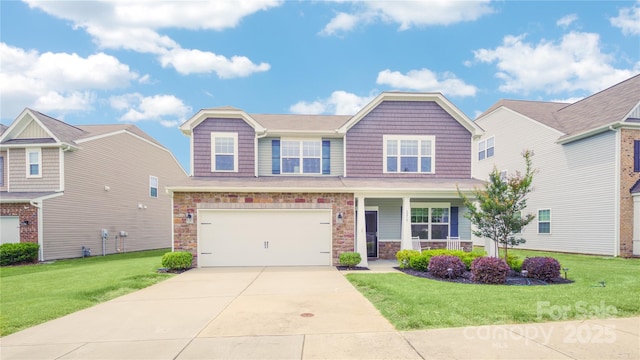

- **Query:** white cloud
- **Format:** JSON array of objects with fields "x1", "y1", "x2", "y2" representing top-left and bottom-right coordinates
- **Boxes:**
[
  {"x1": 556, "y1": 14, "x2": 578, "y2": 28},
  {"x1": 0, "y1": 42, "x2": 139, "y2": 118},
  {"x1": 376, "y1": 68, "x2": 477, "y2": 97},
  {"x1": 110, "y1": 93, "x2": 192, "y2": 127},
  {"x1": 159, "y1": 48, "x2": 270, "y2": 78},
  {"x1": 321, "y1": 0, "x2": 493, "y2": 35},
  {"x1": 473, "y1": 32, "x2": 638, "y2": 95},
  {"x1": 610, "y1": 1, "x2": 640, "y2": 35},
  {"x1": 25, "y1": 0, "x2": 279, "y2": 77},
  {"x1": 320, "y1": 12, "x2": 361, "y2": 35},
  {"x1": 289, "y1": 91, "x2": 376, "y2": 115}
]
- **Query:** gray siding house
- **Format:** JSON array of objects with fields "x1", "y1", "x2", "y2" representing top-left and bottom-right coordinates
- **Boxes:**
[
  {"x1": 0, "y1": 108, "x2": 187, "y2": 261},
  {"x1": 473, "y1": 74, "x2": 640, "y2": 257},
  {"x1": 168, "y1": 92, "x2": 485, "y2": 267}
]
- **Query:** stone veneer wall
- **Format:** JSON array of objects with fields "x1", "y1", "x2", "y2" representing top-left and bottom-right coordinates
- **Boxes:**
[
  {"x1": 0, "y1": 203, "x2": 38, "y2": 243},
  {"x1": 620, "y1": 129, "x2": 640, "y2": 257},
  {"x1": 172, "y1": 192, "x2": 355, "y2": 266}
]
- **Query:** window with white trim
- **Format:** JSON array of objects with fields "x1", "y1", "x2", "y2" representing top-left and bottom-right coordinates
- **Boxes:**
[
  {"x1": 478, "y1": 136, "x2": 495, "y2": 160},
  {"x1": 211, "y1": 132, "x2": 238, "y2": 172},
  {"x1": 26, "y1": 148, "x2": 41, "y2": 178},
  {"x1": 384, "y1": 135, "x2": 435, "y2": 173},
  {"x1": 282, "y1": 139, "x2": 322, "y2": 174},
  {"x1": 149, "y1": 176, "x2": 158, "y2": 198},
  {"x1": 410, "y1": 204, "x2": 450, "y2": 240},
  {"x1": 499, "y1": 169, "x2": 508, "y2": 183},
  {"x1": 0, "y1": 156, "x2": 4, "y2": 186},
  {"x1": 538, "y1": 209, "x2": 551, "y2": 234}
]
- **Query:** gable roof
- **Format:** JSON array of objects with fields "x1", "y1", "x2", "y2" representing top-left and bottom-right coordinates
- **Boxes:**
[
  {"x1": 480, "y1": 74, "x2": 640, "y2": 144},
  {"x1": 181, "y1": 92, "x2": 482, "y2": 138},
  {"x1": 0, "y1": 108, "x2": 167, "y2": 150},
  {"x1": 338, "y1": 92, "x2": 483, "y2": 136}
]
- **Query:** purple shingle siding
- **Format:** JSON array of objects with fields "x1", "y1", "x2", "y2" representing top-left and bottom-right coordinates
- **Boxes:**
[
  {"x1": 346, "y1": 101, "x2": 472, "y2": 178},
  {"x1": 192, "y1": 118, "x2": 255, "y2": 177}
]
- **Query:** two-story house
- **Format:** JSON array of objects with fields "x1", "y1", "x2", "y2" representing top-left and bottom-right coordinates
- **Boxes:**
[
  {"x1": 0, "y1": 108, "x2": 187, "y2": 261},
  {"x1": 473, "y1": 74, "x2": 640, "y2": 257},
  {"x1": 168, "y1": 92, "x2": 485, "y2": 267}
]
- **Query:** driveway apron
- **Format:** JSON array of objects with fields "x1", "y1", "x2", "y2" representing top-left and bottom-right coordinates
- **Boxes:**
[{"x1": 0, "y1": 266, "x2": 412, "y2": 360}]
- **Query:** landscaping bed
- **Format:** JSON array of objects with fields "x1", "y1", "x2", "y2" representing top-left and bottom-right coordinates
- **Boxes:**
[{"x1": 397, "y1": 267, "x2": 573, "y2": 285}]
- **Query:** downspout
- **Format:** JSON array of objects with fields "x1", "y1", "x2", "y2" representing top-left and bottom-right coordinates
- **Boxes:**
[
  {"x1": 29, "y1": 199, "x2": 44, "y2": 261},
  {"x1": 610, "y1": 124, "x2": 620, "y2": 256}
]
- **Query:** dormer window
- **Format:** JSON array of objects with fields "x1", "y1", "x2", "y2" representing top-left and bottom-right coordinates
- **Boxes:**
[
  {"x1": 211, "y1": 132, "x2": 238, "y2": 172},
  {"x1": 383, "y1": 135, "x2": 435, "y2": 174}
]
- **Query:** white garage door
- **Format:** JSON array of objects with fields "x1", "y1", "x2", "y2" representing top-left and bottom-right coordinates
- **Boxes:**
[
  {"x1": 198, "y1": 209, "x2": 332, "y2": 267},
  {"x1": 0, "y1": 216, "x2": 20, "y2": 244}
]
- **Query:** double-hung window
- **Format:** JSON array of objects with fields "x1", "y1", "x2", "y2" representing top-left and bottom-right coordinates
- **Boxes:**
[
  {"x1": 538, "y1": 209, "x2": 551, "y2": 234},
  {"x1": 149, "y1": 176, "x2": 158, "y2": 198},
  {"x1": 282, "y1": 140, "x2": 321, "y2": 174},
  {"x1": 0, "y1": 156, "x2": 4, "y2": 186},
  {"x1": 211, "y1": 132, "x2": 238, "y2": 172},
  {"x1": 410, "y1": 204, "x2": 450, "y2": 240},
  {"x1": 26, "y1": 148, "x2": 41, "y2": 178},
  {"x1": 384, "y1": 135, "x2": 435, "y2": 173},
  {"x1": 478, "y1": 136, "x2": 495, "y2": 160}
]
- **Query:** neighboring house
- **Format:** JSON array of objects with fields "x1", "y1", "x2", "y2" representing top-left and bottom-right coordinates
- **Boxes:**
[
  {"x1": 168, "y1": 92, "x2": 485, "y2": 267},
  {"x1": 0, "y1": 108, "x2": 187, "y2": 261},
  {"x1": 473, "y1": 74, "x2": 640, "y2": 257}
]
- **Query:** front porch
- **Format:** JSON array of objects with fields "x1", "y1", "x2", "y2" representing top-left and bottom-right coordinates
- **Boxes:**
[{"x1": 354, "y1": 196, "x2": 473, "y2": 266}]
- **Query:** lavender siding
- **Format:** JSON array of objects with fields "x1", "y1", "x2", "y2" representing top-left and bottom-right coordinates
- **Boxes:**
[
  {"x1": 192, "y1": 118, "x2": 255, "y2": 177},
  {"x1": 346, "y1": 101, "x2": 472, "y2": 178}
]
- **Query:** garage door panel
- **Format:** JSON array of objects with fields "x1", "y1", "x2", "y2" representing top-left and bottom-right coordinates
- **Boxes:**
[{"x1": 198, "y1": 209, "x2": 332, "y2": 267}]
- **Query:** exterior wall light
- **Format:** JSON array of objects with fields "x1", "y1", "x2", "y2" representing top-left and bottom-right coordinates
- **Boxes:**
[{"x1": 336, "y1": 212, "x2": 343, "y2": 224}]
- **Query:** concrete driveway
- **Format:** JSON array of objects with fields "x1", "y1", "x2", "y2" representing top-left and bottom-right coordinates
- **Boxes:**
[{"x1": 1, "y1": 266, "x2": 639, "y2": 359}]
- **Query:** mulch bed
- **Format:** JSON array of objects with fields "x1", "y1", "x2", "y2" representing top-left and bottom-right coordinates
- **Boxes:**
[
  {"x1": 336, "y1": 266, "x2": 370, "y2": 271},
  {"x1": 157, "y1": 267, "x2": 192, "y2": 274},
  {"x1": 397, "y1": 267, "x2": 574, "y2": 286}
]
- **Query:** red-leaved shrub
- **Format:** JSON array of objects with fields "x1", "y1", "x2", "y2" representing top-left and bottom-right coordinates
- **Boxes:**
[
  {"x1": 521, "y1": 257, "x2": 561, "y2": 281},
  {"x1": 428, "y1": 255, "x2": 466, "y2": 279},
  {"x1": 471, "y1": 257, "x2": 510, "y2": 284}
]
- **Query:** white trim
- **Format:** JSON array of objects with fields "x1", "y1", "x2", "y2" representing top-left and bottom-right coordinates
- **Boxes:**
[
  {"x1": 179, "y1": 108, "x2": 266, "y2": 136},
  {"x1": 210, "y1": 132, "x2": 239, "y2": 173},
  {"x1": 171, "y1": 194, "x2": 175, "y2": 252},
  {"x1": 343, "y1": 136, "x2": 348, "y2": 177},
  {"x1": 613, "y1": 127, "x2": 621, "y2": 256},
  {"x1": 537, "y1": 208, "x2": 551, "y2": 234},
  {"x1": 478, "y1": 136, "x2": 495, "y2": 161},
  {"x1": 0, "y1": 109, "x2": 60, "y2": 145},
  {"x1": 383, "y1": 135, "x2": 435, "y2": 174},
  {"x1": 411, "y1": 202, "x2": 451, "y2": 209},
  {"x1": 25, "y1": 147, "x2": 42, "y2": 178}
]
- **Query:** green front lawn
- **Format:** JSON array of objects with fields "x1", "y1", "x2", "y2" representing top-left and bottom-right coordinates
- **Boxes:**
[
  {"x1": 347, "y1": 249, "x2": 640, "y2": 330},
  {"x1": 0, "y1": 249, "x2": 173, "y2": 336}
]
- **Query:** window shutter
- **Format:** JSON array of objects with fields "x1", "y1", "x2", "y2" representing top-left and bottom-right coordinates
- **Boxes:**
[
  {"x1": 634, "y1": 140, "x2": 640, "y2": 172},
  {"x1": 450, "y1": 207, "x2": 459, "y2": 237},
  {"x1": 272, "y1": 139, "x2": 280, "y2": 174},
  {"x1": 322, "y1": 140, "x2": 331, "y2": 175}
]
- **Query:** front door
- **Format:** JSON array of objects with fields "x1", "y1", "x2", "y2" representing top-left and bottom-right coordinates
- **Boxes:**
[{"x1": 365, "y1": 211, "x2": 378, "y2": 258}]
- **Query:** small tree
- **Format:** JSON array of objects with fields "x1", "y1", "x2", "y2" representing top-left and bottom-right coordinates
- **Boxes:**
[{"x1": 458, "y1": 150, "x2": 536, "y2": 260}]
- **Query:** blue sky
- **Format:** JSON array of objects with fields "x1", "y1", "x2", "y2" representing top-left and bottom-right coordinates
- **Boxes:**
[{"x1": 1, "y1": 1, "x2": 639, "y2": 172}]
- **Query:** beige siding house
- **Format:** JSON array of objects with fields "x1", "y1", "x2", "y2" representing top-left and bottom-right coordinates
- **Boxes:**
[
  {"x1": 473, "y1": 74, "x2": 640, "y2": 257},
  {"x1": 0, "y1": 108, "x2": 187, "y2": 261}
]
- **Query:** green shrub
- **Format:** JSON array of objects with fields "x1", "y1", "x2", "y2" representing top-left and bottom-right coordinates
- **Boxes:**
[
  {"x1": 161, "y1": 251, "x2": 193, "y2": 270},
  {"x1": 339, "y1": 252, "x2": 362, "y2": 268},
  {"x1": 409, "y1": 252, "x2": 430, "y2": 271},
  {"x1": 460, "y1": 251, "x2": 485, "y2": 270},
  {"x1": 0, "y1": 243, "x2": 39, "y2": 266},
  {"x1": 505, "y1": 254, "x2": 523, "y2": 272},
  {"x1": 396, "y1": 249, "x2": 420, "y2": 269}
]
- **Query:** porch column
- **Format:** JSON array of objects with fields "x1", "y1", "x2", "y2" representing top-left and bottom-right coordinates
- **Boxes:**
[
  {"x1": 356, "y1": 196, "x2": 368, "y2": 267},
  {"x1": 401, "y1": 197, "x2": 412, "y2": 250}
]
